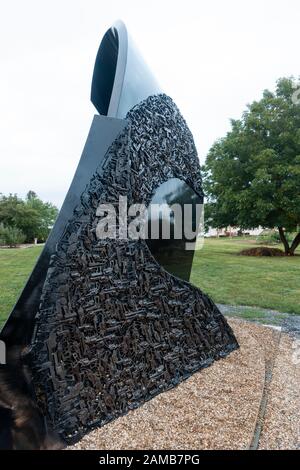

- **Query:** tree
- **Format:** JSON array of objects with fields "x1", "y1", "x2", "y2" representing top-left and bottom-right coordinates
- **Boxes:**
[
  {"x1": 25, "y1": 191, "x2": 58, "y2": 241},
  {"x1": 0, "y1": 192, "x2": 58, "y2": 243},
  {"x1": 203, "y1": 77, "x2": 300, "y2": 255}
]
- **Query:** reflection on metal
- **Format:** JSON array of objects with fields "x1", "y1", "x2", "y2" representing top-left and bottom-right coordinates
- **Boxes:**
[
  {"x1": 147, "y1": 178, "x2": 203, "y2": 281},
  {"x1": 0, "y1": 21, "x2": 238, "y2": 448},
  {"x1": 91, "y1": 20, "x2": 161, "y2": 118}
]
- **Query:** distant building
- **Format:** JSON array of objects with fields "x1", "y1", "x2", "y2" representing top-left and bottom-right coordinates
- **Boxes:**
[{"x1": 205, "y1": 226, "x2": 263, "y2": 237}]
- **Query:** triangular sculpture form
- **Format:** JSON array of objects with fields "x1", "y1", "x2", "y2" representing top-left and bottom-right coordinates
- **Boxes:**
[{"x1": 0, "y1": 21, "x2": 238, "y2": 446}]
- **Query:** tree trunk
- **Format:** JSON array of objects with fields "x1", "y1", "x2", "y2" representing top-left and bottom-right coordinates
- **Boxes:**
[
  {"x1": 290, "y1": 231, "x2": 300, "y2": 255},
  {"x1": 278, "y1": 226, "x2": 291, "y2": 255}
]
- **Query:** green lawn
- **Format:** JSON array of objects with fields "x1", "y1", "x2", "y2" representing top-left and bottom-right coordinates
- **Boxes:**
[
  {"x1": 0, "y1": 245, "x2": 43, "y2": 327},
  {"x1": 191, "y1": 238, "x2": 300, "y2": 314},
  {"x1": 0, "y1": 238, "x2": 299, "y2": 329}
]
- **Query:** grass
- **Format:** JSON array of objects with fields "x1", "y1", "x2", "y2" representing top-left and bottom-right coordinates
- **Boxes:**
[
  {"x1": 0, "y1": 245, "x2": 43, "y2": 328},
  {"x1": 0, "y1": 237, "x2": 299, "y2": 329},
  {"x1": 190, "y1": 237, "x2": 300, "y2": 314},
  {"x1": 228, "y1": 309, "x2": 268, "y2": 320},
  {"x1": 224, "y1": 308, "x2": 288, "y2": 325}
]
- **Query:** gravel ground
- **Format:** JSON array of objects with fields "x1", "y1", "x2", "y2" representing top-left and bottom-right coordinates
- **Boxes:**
[
  {"x1": 69, "y1": 320, "x2": 287, "y2": 450},
  {"x1": 258, "y1": 333, "x2": 300, "y2": 449},
  {"x1": 218, "y1": 304, "x2": 300, "y2": 335},
  {"x1": 69, "y1": 319, "x2": 299, "y2": 450}
]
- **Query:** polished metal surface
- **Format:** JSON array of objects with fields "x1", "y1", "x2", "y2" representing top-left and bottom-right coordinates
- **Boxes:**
[
  {"x1": 146, "y1": 178, "x2": 203, "y2": 281},
  {"x1": 91, "y1": 20, "x2": 161, "y2": 118}
]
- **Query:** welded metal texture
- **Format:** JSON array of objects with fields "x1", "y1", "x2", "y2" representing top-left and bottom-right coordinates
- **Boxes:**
[
  {"x1": 0, "y1": 117, "x2": 127, "y2": 348},
  {"x1": 30, "y1": 94, "x2": 238, "y2": 442},
  {"x1": 0, "y1": 21, "x2": 239, "y2": 446}
]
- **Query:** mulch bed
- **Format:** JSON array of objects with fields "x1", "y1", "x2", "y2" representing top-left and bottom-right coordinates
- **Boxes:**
[{"x1": 239, "y1": 247, "x2": 285, "y2": 257}]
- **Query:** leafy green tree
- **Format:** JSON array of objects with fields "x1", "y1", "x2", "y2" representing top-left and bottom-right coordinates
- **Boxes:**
[
  {"x1": 203, "y1": 77, "x2": 300, "y2": 255},
  {"x1": 25, "y1": 191, "x2": 58, "y2": 241},
  {"x1": 0, "y1": 192, "x2": 58, "y2": 243},
  {"x1": 0, "y1": 194, "x2": 25, "y2": 227}
]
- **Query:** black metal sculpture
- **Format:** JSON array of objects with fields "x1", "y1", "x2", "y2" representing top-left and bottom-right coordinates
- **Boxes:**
[{"x1": 0, "y1": 21, "x2": 238, "y2": 447}]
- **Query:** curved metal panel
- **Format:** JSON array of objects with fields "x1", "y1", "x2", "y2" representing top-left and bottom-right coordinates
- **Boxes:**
[
  {"x1": 91, "y1": 20, "x2": 161, "y2": 118},
  {"x1": 146, "y1": 178, "x2": 203, "y2": 282}
]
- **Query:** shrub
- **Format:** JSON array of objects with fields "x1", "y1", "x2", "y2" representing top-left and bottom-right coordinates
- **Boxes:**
[
  {"x1": 0, "y1": 224, "x2": 26, "y2": 248},
  {"x1": 256, "y1": 230, "x2": 295, "y2": 245}
]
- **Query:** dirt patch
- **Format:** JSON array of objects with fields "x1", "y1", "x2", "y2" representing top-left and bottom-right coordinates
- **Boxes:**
[{"x1": 239, "y1": 246, "x2": 285, "y2": 257}]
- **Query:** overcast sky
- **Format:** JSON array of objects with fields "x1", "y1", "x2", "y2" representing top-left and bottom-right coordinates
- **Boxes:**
[{"x1": 0, "y1": 0, "x2": 299, "y2": 207}]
